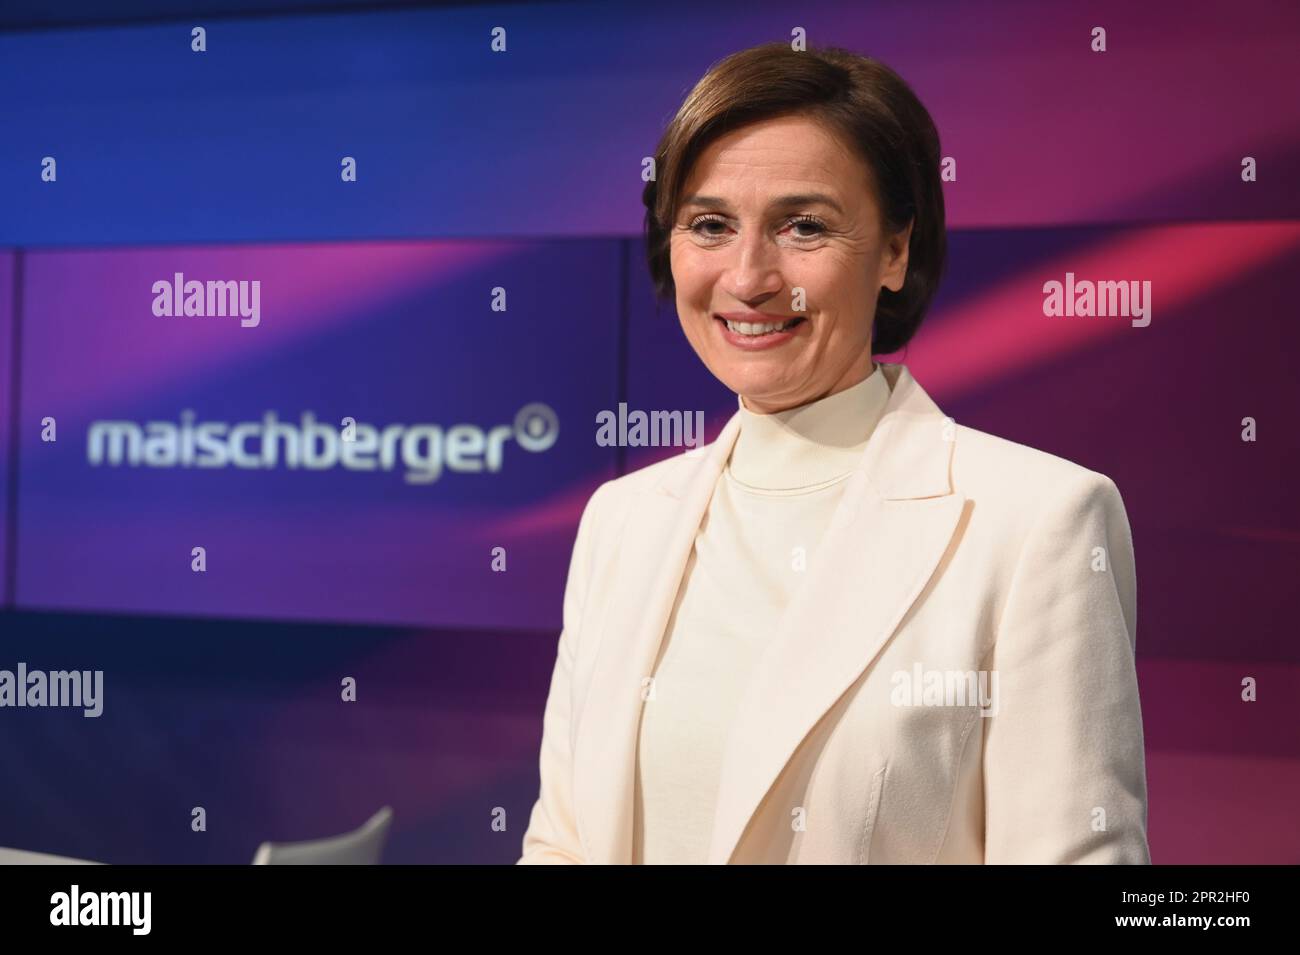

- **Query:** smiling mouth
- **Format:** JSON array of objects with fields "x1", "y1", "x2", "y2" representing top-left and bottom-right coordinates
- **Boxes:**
[{"x1": 714, "y1": 315, "x2": 807, "y2": 336}]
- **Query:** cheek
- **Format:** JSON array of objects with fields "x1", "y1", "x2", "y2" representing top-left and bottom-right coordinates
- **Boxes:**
[
  {"x1": 669, "y1": 242, "x2": 715, "y2": 302},
  {"x1": 795, "y1": 261, "x2": 875, "y2": 334},
  {"x1": 805, "y1": 253, "x2": 869, "y2": 306}
]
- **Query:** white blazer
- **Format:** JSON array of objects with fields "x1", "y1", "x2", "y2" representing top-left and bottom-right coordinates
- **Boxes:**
[{"x1": 519, "y1": 362, "x2": 1150, "y2": 864}]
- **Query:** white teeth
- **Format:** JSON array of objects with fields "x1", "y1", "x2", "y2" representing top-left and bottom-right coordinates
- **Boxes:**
[{"x1": 724, "y1": 318, "x2": 798, "y2": 335}]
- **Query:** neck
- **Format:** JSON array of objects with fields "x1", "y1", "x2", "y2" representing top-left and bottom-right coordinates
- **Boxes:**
[{"x1": 727, "y1": 363, "x2": 891, "y2": 491}]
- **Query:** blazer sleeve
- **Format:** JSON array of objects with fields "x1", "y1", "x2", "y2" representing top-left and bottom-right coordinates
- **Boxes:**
[
  {"x1": 516, "y1": 481, "x2": 607, "y2": 864},
  {"x1": 981, "y1": 471, "x2": 1150, "y2": 864}
]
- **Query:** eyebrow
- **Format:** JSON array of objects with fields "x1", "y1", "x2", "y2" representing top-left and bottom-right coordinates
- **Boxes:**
[{"x1": 680, "y1": 192, "x2": 845, "y2": 215}]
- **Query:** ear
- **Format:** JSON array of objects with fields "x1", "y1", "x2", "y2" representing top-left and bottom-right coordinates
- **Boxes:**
[{"x1": 881, "y1": 218, "x2": 914, "y2": 293}]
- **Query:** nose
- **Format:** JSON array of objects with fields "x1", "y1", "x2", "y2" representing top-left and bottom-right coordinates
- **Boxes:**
[{"x1": 720, "y1": 228, "x2": 784, "y2": 305}]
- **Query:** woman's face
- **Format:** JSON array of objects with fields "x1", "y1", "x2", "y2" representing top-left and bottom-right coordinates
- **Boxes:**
[{"x1": 669, "y1": 114, "x2": 912, "y2": 414}]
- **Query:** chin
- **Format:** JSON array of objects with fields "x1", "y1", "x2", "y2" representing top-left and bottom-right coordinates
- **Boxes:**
[{"x1": 722, "y1": 369, "x2": 796, "y2": 403}]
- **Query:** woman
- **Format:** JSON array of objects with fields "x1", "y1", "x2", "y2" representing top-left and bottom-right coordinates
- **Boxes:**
[{"x1": 519, "y1": 42, "x2": 1149, "y2": 864}]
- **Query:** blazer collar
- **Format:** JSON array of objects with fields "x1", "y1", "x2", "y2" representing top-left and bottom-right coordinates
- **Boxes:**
[
  {"x1": 658, "y1": 362, "x2": 953, "y2": 502},
  {"x1": 572, "y1": 362, "x2": 967, "y2": 864}
]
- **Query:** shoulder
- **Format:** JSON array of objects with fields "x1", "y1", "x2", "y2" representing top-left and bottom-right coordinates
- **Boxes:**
[
  {"x1": 574, "y1": 445, "x2": 706, "y2": 535},
  {"x1": 948, "y1": 424, "x2": 1136, "y2": 643},
  {"x1": 605, "y1": 449, "x2": 695, "y2": 498},
  {"x1": 950, "y1": 422, "x2": 1127, "y2": 531},
  {"x1": 954, "y1": 422, "x2": 1119, "y2": 493}
]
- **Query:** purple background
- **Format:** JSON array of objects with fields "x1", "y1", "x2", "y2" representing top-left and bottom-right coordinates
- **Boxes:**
[{"x1": 0, "y1": 253, "x2": 12, "y2": 602}]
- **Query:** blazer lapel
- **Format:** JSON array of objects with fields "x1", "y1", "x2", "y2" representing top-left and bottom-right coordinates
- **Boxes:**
[{"x1": 572, "y1": 364, "x2": 967, "y2": 865}]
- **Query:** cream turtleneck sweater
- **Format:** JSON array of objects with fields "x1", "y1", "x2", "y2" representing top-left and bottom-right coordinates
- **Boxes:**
[{"x1": 631, "y1": 363, "x2": 893, "y2": 864}]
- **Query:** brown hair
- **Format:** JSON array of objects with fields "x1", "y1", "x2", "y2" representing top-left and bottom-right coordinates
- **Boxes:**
[{"x1": 642, "y1": 42, "x2": 946, "y2": 356}]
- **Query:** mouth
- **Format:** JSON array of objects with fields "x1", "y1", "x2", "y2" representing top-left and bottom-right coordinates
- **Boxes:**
[{"x1": 713, "y1": 314, "x2": 807, "y2": 338}]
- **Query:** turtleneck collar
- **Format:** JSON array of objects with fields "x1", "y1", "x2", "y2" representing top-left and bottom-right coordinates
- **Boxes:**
[{"x1": 725, "y1": 363, "x2": 892, "y2": 491}]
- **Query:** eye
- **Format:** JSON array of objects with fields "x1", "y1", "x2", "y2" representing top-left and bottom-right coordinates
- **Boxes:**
[
  {"x1": 785, "y1": 214, "x2": 827, "y2": 239},
  {"x1": 687, "y1": 213, "x2": 730, "y2": 239}
]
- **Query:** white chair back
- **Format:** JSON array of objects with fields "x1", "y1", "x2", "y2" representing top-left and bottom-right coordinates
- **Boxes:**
[{"x1": 251, "y1": 806, "x2": 393, "y2": 865}]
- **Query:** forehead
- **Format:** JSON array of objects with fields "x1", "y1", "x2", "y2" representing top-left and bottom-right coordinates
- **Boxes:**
[{"x1": 682, "y1": 114, "x2": 870, "y2": 203}]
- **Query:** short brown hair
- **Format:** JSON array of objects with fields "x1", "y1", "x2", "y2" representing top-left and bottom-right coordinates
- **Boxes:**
[{"x1": 642, "y1": 42, "x2": 946, "y2": 356}]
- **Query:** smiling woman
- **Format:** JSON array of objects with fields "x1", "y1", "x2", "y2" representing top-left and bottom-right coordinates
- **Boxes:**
[{"x1": 520, "y1": 41, "x2": 1149, "y2": 865}]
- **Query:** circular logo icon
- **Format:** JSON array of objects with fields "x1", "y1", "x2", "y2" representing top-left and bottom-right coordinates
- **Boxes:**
[{"x1": 514, "y1": 402, "x2": 559, "y2": 453}]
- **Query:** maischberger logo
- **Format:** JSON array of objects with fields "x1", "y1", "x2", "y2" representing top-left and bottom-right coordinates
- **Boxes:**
[{"x1": 85, "y1": 404, "x2": 559, "y2": 485}]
